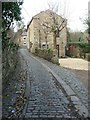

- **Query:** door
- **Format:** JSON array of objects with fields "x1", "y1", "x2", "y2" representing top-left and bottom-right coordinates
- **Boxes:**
[{"x1": 56, "y1": 44, "x2": 59, "y2": 57}]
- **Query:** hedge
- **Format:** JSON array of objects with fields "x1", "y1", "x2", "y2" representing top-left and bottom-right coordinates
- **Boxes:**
[{"x1": 35, "y1": 48, "x2": 53, "y2": 61}]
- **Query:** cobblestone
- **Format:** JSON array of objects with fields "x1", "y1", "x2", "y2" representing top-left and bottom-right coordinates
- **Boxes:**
[
  {"x1": 35, "y1": 55, "x2": 88, "y2": 108},
  {"x1": 20, "y1": 49, "x2": 88, "y2": 119}
]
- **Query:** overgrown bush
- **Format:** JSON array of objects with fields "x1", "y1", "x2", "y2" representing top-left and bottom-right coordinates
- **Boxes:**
[
  {"x1": 66, "y1": 42, "x2": 90, "y2": 59},
  {"x1": 35, "y1": 48, "x2": 53, "y2": 61},
  {"x1": 78, "y1": 42, "x2": 90, "y2": 53},
  {"x1": 2, "y1": 43, "x2": 19, "y2": 88},
  {"x1": 2, "y1": 1, "x2": 23, "y2": 87}
]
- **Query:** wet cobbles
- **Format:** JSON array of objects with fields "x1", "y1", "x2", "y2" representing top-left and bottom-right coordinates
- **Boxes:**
[{"x1": 20, "y1": 49, "x2": 87, "y2": 119}]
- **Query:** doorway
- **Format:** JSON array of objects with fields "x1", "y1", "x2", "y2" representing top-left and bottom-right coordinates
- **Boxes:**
[{"x1": 56, "y1": 44, "x2": 59, "y2": 57}]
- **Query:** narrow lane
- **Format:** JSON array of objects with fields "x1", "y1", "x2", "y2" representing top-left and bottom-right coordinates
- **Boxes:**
[
  {"x1": 32, "y1": 53, "x2": 88, "y2": 109},
  {"x1": 20, "y1": 48, "x2": 87, "y2": 119}
]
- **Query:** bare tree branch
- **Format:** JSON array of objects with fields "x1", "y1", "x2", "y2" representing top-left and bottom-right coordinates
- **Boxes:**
[{"x1": 58, "y1": 19, "x2": 65, "y2": 29}]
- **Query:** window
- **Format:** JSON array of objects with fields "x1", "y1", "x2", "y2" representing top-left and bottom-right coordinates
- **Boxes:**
[
  {"x1": 42, "y1": 44, "x2": 46, "y2": 47},
  {"x1": 42, "y1": 44, "x2": 46, "y2": 49},
  {"x1": 24, "y1": 42, "x2": 26, "y2": 44}
]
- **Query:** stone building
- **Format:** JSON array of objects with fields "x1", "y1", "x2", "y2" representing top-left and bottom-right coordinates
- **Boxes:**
[
  {"x1": 27, "y1": 10, "x2": 67, "y2": 57},
  {"x1": 20, "y1": 30, "x2": 27, "y2": 47},
  {"x1": 17, "y1": 29, "x2": 27, "y2": 47}
]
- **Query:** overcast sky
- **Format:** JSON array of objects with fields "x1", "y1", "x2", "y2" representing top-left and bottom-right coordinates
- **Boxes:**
[{"x1": 21, "y1": 0, "x2": 90, "y2": 32}]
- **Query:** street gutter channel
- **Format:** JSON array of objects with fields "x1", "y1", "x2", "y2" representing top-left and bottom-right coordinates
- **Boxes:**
[
  {"x1": 51, "y1": 73, "x2": 84, "y2": 119},
  {"x1": 19, "y1": 55, "x2": 32, "y2": 119}
]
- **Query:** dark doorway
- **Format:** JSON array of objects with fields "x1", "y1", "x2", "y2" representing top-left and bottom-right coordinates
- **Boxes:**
[{"x1": 56, "y1": 44, "x2": 59, "y2": 57}]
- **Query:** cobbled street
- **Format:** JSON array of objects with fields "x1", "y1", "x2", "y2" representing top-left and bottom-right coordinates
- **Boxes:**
[{"x1": 20, "y1": 48, "x2": 88, "y2": 120}]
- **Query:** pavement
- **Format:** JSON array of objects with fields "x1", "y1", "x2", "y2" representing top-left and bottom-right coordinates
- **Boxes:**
[
  {"x1": 19, "y1": 48, "x2": 89, "y2": 119},
  {"x1": 59, "y1": 58, "x2": 89, "y2": 89},
  {"x1": 59, "y1": 58, "x2": 89, "y2": 70}
]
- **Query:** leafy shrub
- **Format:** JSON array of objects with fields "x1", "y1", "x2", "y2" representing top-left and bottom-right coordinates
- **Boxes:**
[
  {"x1": 35, "y1": 48, "x2": 53, "y2": 61},
  {"x1": 66, "y1": 42, "x2": 90, "y2": 58},
  {"x1": 2, "y1": 43, "x2": 19, "y2": 86}
]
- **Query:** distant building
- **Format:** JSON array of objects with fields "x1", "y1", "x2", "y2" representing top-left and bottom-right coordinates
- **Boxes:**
[
  {"x1": 18, "y1": 30, "x2": 27, "y2": 47},
  {"x1": 88, "y1": 1, "x2": 90, "y2": 19},
  {"x1": 21, "y1": 31, "x2": 27, "y2": 46},
  {"x1": 27, "y1": 10, "x2": 67, "y2": 58}
]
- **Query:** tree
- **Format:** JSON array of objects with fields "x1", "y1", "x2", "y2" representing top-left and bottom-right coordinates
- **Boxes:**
[
  {"x1": 86, "y1": 19, "x2": 90, "y2": 35},
  {"x1": 16, "y1": 20, "x2": 25, "y2": 45},
  {"x1": 41, "y1": 23, "x2": 50, "y2": 49},
  {"x1": 69, "y1": 31, "x2": 83, "y2": 42},
  {"x1": 33, "y1": 17, "x2": 51, "y2": 49},
  {"x1": 85, "y1": 19, "x2": 90, "y2": 43},
  {"x1": 86, "y1": 19, "x2": 90, "y2": 37},
  {"x1": 34, "y1": 9, "x2": 67, "y2": 50},
  {"x1": 2, "y1": 1, "x2": 23, "y2": 50},
  {"x1": 42, "y1": 6, "x2": 67, "y2": 49},
  {"x1": 2, "y1": 1, "x2": 23, "y2": 85}
]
